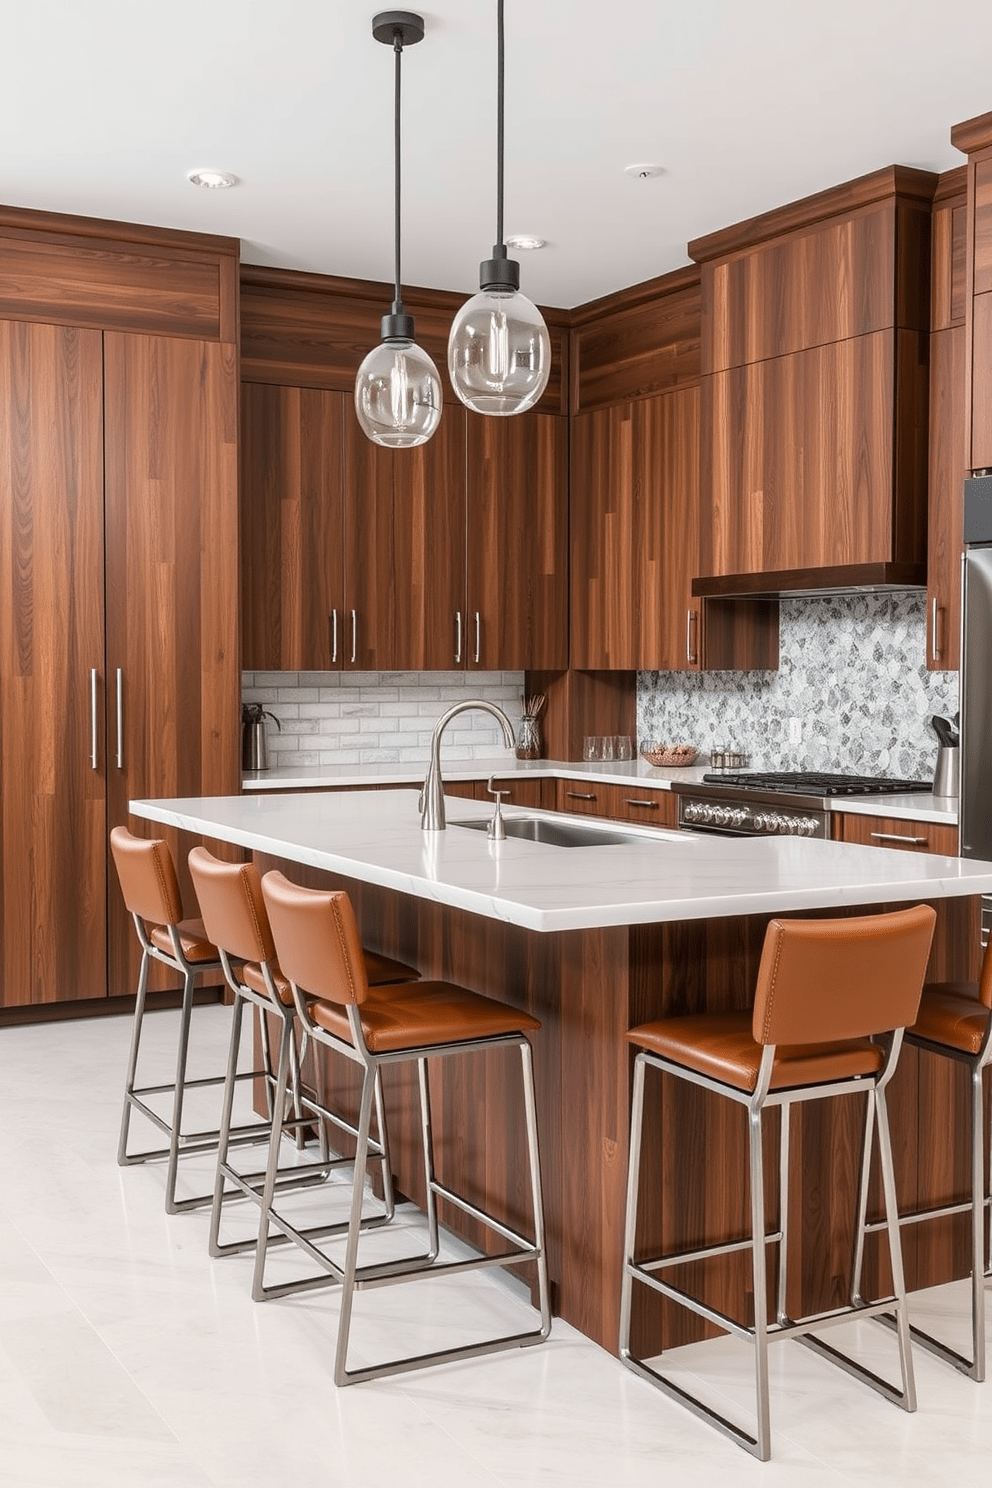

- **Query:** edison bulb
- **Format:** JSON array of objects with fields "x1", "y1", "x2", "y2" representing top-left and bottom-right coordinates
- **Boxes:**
[
  {"x1": 447, "y1": 288, "x2": 551, "y2": 416},
  {"x1": 354, "y1": 339, "x2": 442, "y2": 448}
]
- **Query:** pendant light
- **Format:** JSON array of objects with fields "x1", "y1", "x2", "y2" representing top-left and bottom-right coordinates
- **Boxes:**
[
  {"x1": 355, "y1": 11, "x2": 441, "y2": 448},
  {"x1": 447, "y1": 0, "x2": 551, "y2": 417}
]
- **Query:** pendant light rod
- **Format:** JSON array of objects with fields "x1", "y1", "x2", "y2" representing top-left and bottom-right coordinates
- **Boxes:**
[
  {"x1": 392, "y1": 26, "x2": 403, "y2": 313},
  {"x1": 496, "y1": 0, "x2": 505, "y2": 250}
]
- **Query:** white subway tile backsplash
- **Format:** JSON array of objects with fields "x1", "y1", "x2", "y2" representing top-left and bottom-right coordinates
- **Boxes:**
[{"x1": 243, "y1": 671, "x2": 526, "y2": 769}]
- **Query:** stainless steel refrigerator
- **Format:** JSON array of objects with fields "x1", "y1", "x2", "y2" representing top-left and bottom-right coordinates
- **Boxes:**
[{"x1": 961, "y1": 475, "x2": 992, "y2": 941}]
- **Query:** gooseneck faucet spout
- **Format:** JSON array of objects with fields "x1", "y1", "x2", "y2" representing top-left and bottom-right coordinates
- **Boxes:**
[{"x1": 419, "y1": 700, "x2": 515, "y2": 830}]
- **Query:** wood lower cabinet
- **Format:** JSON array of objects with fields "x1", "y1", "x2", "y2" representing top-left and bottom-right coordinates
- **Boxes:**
[
  {"x1": 832, "y1": 811, "x2": 958, "y2": 856},
  {"x1": 0, "y1": 321, "x2": 108, "y2": 1006},
  {"x1": 555, "y1": 777, "x2": 676, "y2": 828}
]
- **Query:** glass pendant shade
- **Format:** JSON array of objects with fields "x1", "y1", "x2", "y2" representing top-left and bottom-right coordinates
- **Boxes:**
[
  {"x1": 354, "y1": 336, "x2": 442, "y2": 448},
  {"x1": 447, "y1": 286, "x2": 551, "y2": 416}
]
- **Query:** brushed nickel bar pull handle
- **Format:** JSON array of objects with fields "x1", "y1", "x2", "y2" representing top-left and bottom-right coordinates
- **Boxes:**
[
  {"x1": 566, "y1": 791, "x2": 597, "y2": 801},
  {"x1": 115, "y1": 668, "x2": 124, "y2": 769},
  {"x1": 350, "y1": 610, "x2": 357, "y2": 665},
  {"x1": 474, "y1": 611, "x2": 481, "y2": 665},
  {"x1": 90, "y1": 668, "x2": 98, "y2": 770},
  {"x1": 455, "y1": 611, "x2": 462, "y2": 665},
  {"x1": 624, "y1": 798, "x2": 658, "y2": 809},
  {"x1": 931, "y1": 597, "x2": 940, "y2": 660},
  {"x1": 331, "y1": 609, "x2": 338, "y2": 665},
  {"x1": 686, "y1": 608, "x2": 698, "y2": 665},
  {"x1": 869, "y1": 832, "x2": 928, "y2": 845}
]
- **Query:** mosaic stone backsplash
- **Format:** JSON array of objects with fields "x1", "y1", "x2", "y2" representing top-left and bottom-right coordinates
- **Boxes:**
[{"x1": 638, "y1": 593, "x2": 958, "y2": 781}]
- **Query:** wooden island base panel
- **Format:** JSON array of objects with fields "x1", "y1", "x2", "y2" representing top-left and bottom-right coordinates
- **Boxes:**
[
  {"x1": 130, "y1": 789, "x2": 992, "y2": 1361},
  {"x1": 257, "y1": 860, "x2": 981, "y2": 1359}
]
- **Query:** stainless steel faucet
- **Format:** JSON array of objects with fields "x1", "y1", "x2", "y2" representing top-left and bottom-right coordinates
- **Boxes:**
[{"x1": 419, "y1": 700, "x2": 515, "y2": 831}]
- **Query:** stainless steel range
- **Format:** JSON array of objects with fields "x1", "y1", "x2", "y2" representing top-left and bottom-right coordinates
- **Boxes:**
[{"x1": 673, "y1": 771, "x2": 933, "y2": 838}]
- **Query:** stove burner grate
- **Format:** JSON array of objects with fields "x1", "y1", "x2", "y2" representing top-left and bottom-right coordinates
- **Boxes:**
[{"x1": 700, "y1": 771, "x2": 932, "y2": 797}]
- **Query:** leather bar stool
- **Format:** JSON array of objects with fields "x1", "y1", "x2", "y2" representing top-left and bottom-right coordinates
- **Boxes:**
[
  {"x1": 619, "y1": 904, "x2": 936, "y2": 1461},
  {"x1": 111, "y1": 826, "x2": 234, "y2": 1213},
  {"x1": 854, "y1": 933, "x2": 992, "y2": 1379},
  {"x1": 187, "y1": 846, "x2": 419, "y2": 1261},
  {"x1": 255, "y1": 869, "x2": 551, "y2": 1386}
]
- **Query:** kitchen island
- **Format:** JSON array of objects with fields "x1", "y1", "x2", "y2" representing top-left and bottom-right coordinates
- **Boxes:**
[{"x1": 130, "y1": 788, "x2": 992, "y2": 1354}]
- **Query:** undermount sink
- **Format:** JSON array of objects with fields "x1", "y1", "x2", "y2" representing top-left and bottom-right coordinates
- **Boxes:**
[{"x1": 451, "y1": 815, "x2": 644, "y2": 848}]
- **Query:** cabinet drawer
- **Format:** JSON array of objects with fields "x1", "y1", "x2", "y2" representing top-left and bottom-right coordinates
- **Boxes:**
[
  {"x1": 604, "y1": 785, "x2": 677, "y2": 828},
  {"x1": 556, "y1": 778, "x2": 677, "y2": 829},
  {"x1": 832, "y1": 813, "x2": 958, "y2": 855},
  {"x1": 556, "y1": 778, "x2": 611, "y2": 817}
]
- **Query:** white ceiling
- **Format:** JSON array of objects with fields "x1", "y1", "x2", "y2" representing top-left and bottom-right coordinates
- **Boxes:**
[{"x1": 3, "y1": 0, "x2": 991, "y2": 309}]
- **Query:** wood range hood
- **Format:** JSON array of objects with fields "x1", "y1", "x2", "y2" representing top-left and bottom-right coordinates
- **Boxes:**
[{"x1": 687, "y1": 166, "x2": 937, "y2": 606}]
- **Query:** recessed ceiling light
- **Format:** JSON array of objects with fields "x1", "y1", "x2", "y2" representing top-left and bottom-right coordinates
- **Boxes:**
[
  {"x1": 187, "y1": 169, "x2": 237, "y2": 190},
  {"x1": 506, "y1": 234, "x2": 546, "y2": 251},
  {"x1": 623, "y1": 163, "x2": 665, "y2": 180}
]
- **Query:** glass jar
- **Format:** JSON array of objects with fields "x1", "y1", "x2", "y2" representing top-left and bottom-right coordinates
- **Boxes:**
[{"x1": 516, "y1": 716, "x2": 542, "y2": 760}]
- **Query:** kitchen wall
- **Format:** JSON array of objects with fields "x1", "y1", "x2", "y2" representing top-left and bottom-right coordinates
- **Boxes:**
[
  {"x1": 242, "y1": 670, "x2": 526, "y2": 766},
  {"x1": 639, "y1": 593, "x2": 958, "y2": 779}
]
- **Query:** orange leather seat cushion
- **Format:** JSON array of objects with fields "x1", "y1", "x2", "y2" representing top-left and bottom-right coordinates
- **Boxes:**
[
  {"x1": 149, "y1": 918, "x2": 218, "y2": 965},
  {"x1": 242, "y1": 950, "x2": 419, "y2": 1006},
  {"x1": 909, "y1": 983, "x2": 990, "y2": 1056},
  {"x1": 308, "y1": 980, "x2": 540, "y2": 1054},
  {"x1": 627, "y1": 1011, "x2": 883, "y2": 1093}
]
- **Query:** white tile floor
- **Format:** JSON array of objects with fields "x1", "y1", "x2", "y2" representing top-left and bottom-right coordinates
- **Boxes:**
[{"x1": 1, "y1": 1005, "x2": 992, "y2": 1486}]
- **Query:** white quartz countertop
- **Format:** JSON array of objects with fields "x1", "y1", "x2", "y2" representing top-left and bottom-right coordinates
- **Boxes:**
[
  {"x1": 130, "y1": 789, "x2": 988, "y2": 935},
  {"x1": 242, "y1": 757, "x2": 957, "y2": 826}
]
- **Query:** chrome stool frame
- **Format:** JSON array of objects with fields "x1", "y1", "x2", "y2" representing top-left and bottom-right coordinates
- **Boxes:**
[
  {"x1": 256, "y1": 870, "x2": 551, "y2": 1387},
  {"x1": 620, "y1": 905, "x2": 936, "y2": 1461},
  {"x1": 112, "y1": 827, "x2": 278, "y2": 1215},
  {"x1": 854, "y1": 970, "x2": 992, "y2": 1381},
  {"x1": 188, "y1": 848, "x2": 416, "y2": 1266}
]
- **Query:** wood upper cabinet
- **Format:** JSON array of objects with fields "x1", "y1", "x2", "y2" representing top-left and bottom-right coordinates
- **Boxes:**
[
  {"x1": 690, "y1": 167, "x2": 937, "y2": 589},
  {"x1": 0, "y1": 321, "x2": 108, "y2": 1007},
  {"x1": 950, "y1": 112, "x2": 992, "y2": 474},
  {"x1": 571, "y1": 390, "x2": 701, "y2": 671},
  {"x1": 344, "y1": 405, "x2": 467, "y2": 671},
  {"x1": 241, "y1": 383, "x2": 344, "y2": 672},
  {"x1": 241, "y1": 383, "x2": 567, "y2": 674},
  {"x1": 466, "y1": 412, "x2": 567, "y2": 671},
  {"x1": 927, "y1": 169, "x2": 968, "y2": 671}
]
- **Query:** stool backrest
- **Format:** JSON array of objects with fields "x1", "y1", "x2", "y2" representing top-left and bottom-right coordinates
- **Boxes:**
[
  {"x1": 977, "y1": 934, "x2": 992, "y2": 1011},
  {"x1": 110, "y1": 826, "x2": 183, "y2": 928},
  {"x1": 261, "y1": 870, "x2": 370, "y2": 1006},
  {"x1": 752, "y1": 904, "x2": 936, "y2": 1047},
  {"x1": 188, "y1": 847, "x2": 275, "y2": 965}
]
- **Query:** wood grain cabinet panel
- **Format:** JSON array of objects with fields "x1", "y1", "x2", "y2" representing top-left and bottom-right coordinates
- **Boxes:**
[
  {"x1": 927, "y1": 323, "x2": 966, "y2": 670},
  {"x1": 571, "y1": 389, "x2": 701, "y2": 670},
  {"x1": 104, "y1": 332, "x2": 240, "y2": 996},
  {"x1": 0, "y1": 321, "x2": 107, "y2": 1006},
  {"x1": 699, "y1": 329, "x2": 930, "y2": 577},
  {"x1": 832, "y1": 812, "x2": 958, "y2": 856},
  {"x1": 466, "y1": 412, "x2": 567, "y2": 671},
  {"x1": 241, "y1": 384, "x2": 344, "y2": 672}
]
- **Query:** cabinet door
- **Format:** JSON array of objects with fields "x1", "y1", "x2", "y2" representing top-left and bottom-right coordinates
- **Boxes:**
[
  {"x1": 571, "y1": 391, "x2": 700, "y2": 670},
  {"x1": 927, "y1": 325, "x2": 965, "y2": 670},
  {"x1": 343, "y1": 406, "x2": 466, "y2": 671},
  {"x1": 241, "y1": 384, "x2": 345, "y2": 670},
  {"x1": 466, "y1": 412, "x2": 567, "y2": 670},
  {"x1": 0, "y1": 321, "x2": 107, "y2": 1005},
  {"x1": 701, "y1": 334, "x2": 900, "y2": 576},
  {"x1": 104, "y1": 332, "x2": 240, "y2": 995}
]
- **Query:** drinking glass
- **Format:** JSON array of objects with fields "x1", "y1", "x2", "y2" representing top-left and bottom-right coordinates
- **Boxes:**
[
  {"x1": 613, "y1": 735, "x2": 632, "y2": 761},
  {"x1": 583, "y1": 736, "x2": 598, "y2": 761}
]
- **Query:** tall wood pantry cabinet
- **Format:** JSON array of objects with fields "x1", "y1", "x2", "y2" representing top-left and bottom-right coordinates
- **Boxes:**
[{"x1": 0, "y1": 209, "x2": 240, "y2": 1011}]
